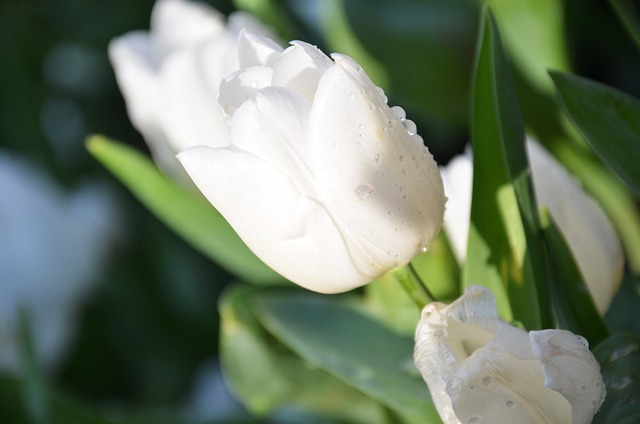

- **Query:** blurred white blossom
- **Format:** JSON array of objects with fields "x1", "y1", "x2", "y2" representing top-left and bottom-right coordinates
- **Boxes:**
[
  {"x1": 178, "y1": 32, "x2": 445, "y2": 293},
  {"x1": 0, "y1": 151, "x2": 118, "y2": 374},
  {"x1": 109, "y1": 0, "x2": 274, "y2": 176},
  {"x1": 414, "y1": 286, "x2": 606, "y2": 424},
  {"x1": 441, "y1": 139, "x2": 624, "y2": 313}
]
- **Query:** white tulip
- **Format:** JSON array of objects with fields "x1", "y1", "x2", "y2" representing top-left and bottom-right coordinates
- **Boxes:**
[
  {"x1": 441, "y1": 139, "x2": 624, "y2": 313},
  {"x1": 0, "y1": 152, "x2": 118, "y2": 373},
  {"x1": 414, "y1": 286, "x2": 606, "y2": 424},
  {"x1": 177, "y1": 32, "x2": 446, "y2": 293},
  {"x1": 108, "y1": 0, "x2": 274, "y2": 176}
]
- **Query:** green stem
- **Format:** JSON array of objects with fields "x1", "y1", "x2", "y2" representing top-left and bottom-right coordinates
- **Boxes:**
[{"x1": 390, "y1": 264, "x2": 435, "y2": 309}]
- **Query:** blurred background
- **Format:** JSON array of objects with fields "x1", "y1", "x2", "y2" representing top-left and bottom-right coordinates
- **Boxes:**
[{"x1": 0, "y1": 0, "x2": 639, "y2": 423}]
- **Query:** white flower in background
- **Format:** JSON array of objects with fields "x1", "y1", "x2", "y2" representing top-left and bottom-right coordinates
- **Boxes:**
[
  {"x1": 178, "y1": 32, "x2": 446, "y2": 293},
  {"x1": 0, "y1": 151, "x2": 117, "y2": 374},
  {"x1": 414, "y1": 286, "x2": 606, "y2": 424},
  {"x1": 441, "y1": 139, "x2": 624, "y2": 313},
  {"x1": 109, "y1": 0, "x2": 274, "y2": 176}
]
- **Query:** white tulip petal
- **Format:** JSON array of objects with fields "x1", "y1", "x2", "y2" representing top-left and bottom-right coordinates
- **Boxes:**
[
  {"x1": 440, "y1": 150, "x2": 473, "y2": 263},
  {"x1": 527, "y1": 140, "x2": 624, "y2": 313},
  {"x1": 310, "y1": 54, "x2": 445, "y2": 271},
  {"x1": 177, "y1": 146, "x2": 369, "y2": 293},
  {"x1": 150, "y1": 0, "x2": 226, "y2": 60},
  {"x1": 530, "y1": 330, "x2": 606, "y2": 424},
  {"x1": 415, "y1": 286, "x2": 605, "y2": 424},
  {"x1": 231, "y1": 88, "x2": 313, "y2": 188},
  {"x1": 272, "y1": 41, "x2": 334, "y2": 102},
  {"x1": 109, "y1": 33, "x2": 183, "y2": 172},
  {"x1": 159, "y1": 47, "x2": 231, "y2": 151},
  {"x1": 237, "y1": 29, "x2": 283, "y2": 68},
  {"x1": 218, "y1": 66, "x2": 274, "y2": 121}
]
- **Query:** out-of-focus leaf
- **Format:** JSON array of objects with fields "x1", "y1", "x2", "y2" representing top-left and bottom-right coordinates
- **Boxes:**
[
  {"x1": 87, "y1": 135, "x2": 283, "y2": 285},
  {"x1": 465, "y1": 6, "x2": 551, "y2": 329},
  {"x1": 219, "y1": 285, "x2": 386, "y2": 424},
  {"x1": 610, "y1": 0, "x2": 640, "y2": 50},
  {"x1": 485, "y1": 0, "x2": 569, "y2": 93},
  {"x1": 233, "y1": 0, "x2": 295, "y2": 41},
  {"x1": 540, "y1": 210, "x2": 610, "y2": 346},
  {"x1": 253, "y1": 292, "x2": 440, "y2": 424},
  {"x1": 326, "y1": 0, "x2": 478, "y2": 158},
  {"x1": 0, "y1": 376, "x2": 190, "y2": 424},
  {"x1": 592, "y1": 334, "x2": 640, "y2": 424},
  {"x1": 606, "y1": 276, "x2": 640, "y2": 338},
  {"x1": 551, "y1": 72, "x2": 640, "y2": 198},
  {"x1": 318, "y1": 0, "x2": 388, "y2": 88}
]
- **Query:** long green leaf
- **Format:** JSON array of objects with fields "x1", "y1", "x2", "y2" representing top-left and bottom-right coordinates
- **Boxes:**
[
  {"x1": 87, "y1": 135, "x2": 283, "y2": 285},
  {"x1": 219, "y1": 285, "x2": 386, "y2": 423},
  {"x1": 465, "y1": 6, "x2": 550, "y2": 329},
  {"x1": 592, "y1": 334, "x2": 640, "y2": 424},
  {"x1": 253, "y1": 292, "x2": 440, "y2": 424},
  {"x1": 551, "y1": 72, "x2": 640, "y2": 198}
]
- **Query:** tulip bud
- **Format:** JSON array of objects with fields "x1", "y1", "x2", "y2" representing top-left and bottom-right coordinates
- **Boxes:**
[
  {"x1": 108, "y1": 0, "x2": 275, "y2": 176},
  {"x1": 440, "y1": 139, "x2": 624, "y2": 313},
  {"x1": 414, "y1": 286, "x2": 606, "y2": 424},
  {"x1": 178, "y1": 33, "x2": 446, "y2": 293}
]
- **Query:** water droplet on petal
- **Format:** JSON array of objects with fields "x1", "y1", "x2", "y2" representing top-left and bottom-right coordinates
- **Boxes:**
[
  {"x1": 468, "y1": 417, "x2": 482, "y2": 424},
  {"x1": 374, "y1": 154, "x2": 382, "y2": 164},
  {"x1": 403, "y1": 119, "x2": 417, "y2": 135},
  {"x1": 354, "y1": 184, "x2": 373, "y2": 199},
  {"x1": 359, "y1": 123, "x2": 365, "y2": 130},
  {"x1": 394, "y1": 254, "x2": 400, "y2": 259},
  {"x1": 505, "y1": 400, "x2": 516, "y2": 410},
  {"x1": 359, "y1": 133, "x2": 365, "y2": 139},
  {"x1": 346, "y1": 91, "x2": 355, "y2": 99},
  {"x1": 481, "y1": 376, "x2": 493, "y2": 387},
  {"x1": 399, "y1": 155, "x2": 404, "y2": 162},
  {"x1": 333, "y1": 142, "x2": 340, "y2": 148},
  {"x1": 395, "y1": 227, "x2": 400, "y2": 232},
  {"x1": 420, "y1": 246, "x2": 429, "y2": 253},
  {"x1": 250, "y1": 80, "x2": 258, "y2": 88},
  {"x1": 391, "y1": 105, "x2": 406, "y2": 120}
]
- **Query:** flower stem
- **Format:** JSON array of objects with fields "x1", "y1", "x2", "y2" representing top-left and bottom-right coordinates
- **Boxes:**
[{"x1": 391, "y1": 263, "x2": 436, "y2": 309}]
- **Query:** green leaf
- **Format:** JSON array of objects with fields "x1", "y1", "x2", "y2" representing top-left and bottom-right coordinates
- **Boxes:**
[
  {"x1": 219, "y1": 285, "x2": 386, "y2": 423},
  {"x1": 465, "y1": 6, "x2": 551, "y2": 329},
  {"x1": 539, "y1": 210, "x2": 610, "y2": 346},
  {"x1": 87, "y1": 135, "x2": 283, "y2": 285},
  {"x1": 253, "y1": 292, "x2": 440, "y2": 424},
  {"x1": 551, "y1": 72, "x2": 640, "y2": 198},
  {"x1": 485, "y1": 0, "x2": 569, "y2": 94},
  {"x1": 606, "y1": 275, "x2": 640, "y2": 339},
  {"x1": 592, "y1": 334, "x2": 640, "y2": 424},
  {"x1": 610, "y1": 0, "x2": 640, "y2": 50}
]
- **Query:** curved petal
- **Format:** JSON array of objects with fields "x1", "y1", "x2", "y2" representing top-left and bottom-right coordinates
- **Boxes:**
[
  {"x1": 108, "y1": 33, "x2": 184, "y2": 172},
  {"x1": 310, "y1": 54, "x2": 445, "y2": 274},
  {"x1": 151, "y1": 0, "x2": 226, "y2": 60},
  {"x1": 237, "y1": 29, "x2": 283, "y2": 68},
  {"x1": 177, "y1": 146, "x2": 369, "y2": 293},
  {"x1": 218, "y1": 66, "x2": 273, "y2": 120},
  {"x1": 449, "y1": 343, "x2": 572, "y2": 424},
  {"x1": 158, "y1": 45, "x2": 231, "y2": 151},
  {"x1": 529, "y1": 330, "x2": 606, "y2": 424},
  {"x1": 272, "y1": 41, "x2": 334, "y2": 102},
  {"x1": 527, "y1": 139, "x2": 624, "y2": 313},
  {"x1": 229, "y1": 87, "x2": 314, "y2": 196}
]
